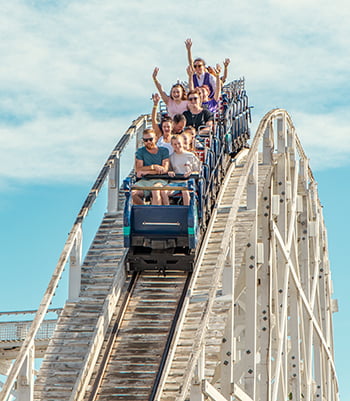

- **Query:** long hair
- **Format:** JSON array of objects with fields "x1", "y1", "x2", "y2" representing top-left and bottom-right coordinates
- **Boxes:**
[{"x1": 170, "y1": 83, "x2": 187, "y2": 100}]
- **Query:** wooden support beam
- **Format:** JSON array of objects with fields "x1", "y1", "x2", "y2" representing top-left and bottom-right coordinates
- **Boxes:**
[
  {"x1": 201, "y1": 380, "x2": 228, "y2": 401},
  {"x1": 68, "y1": 225, "x2": 82, "y2": 301}
]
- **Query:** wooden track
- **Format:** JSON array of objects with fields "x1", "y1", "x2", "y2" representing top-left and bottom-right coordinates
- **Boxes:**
[{"x1": 84, "y1": 273, "x2": 189, "y2": 401}]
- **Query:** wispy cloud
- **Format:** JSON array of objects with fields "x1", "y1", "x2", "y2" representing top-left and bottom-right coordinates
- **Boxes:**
[{"x1": 0, "y1": 0, "x2": 349, "y2": 187}]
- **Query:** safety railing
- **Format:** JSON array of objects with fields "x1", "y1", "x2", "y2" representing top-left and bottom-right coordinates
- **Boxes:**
[{"x1": 0, "y1": 309, "x2": 62, "y2": 343}]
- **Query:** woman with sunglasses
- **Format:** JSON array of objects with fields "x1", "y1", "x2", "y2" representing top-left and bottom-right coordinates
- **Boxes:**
[
  {"x1": 185, "y1": 38, "x2": 216, "y2": 99},
  {"x1": 183, "y1": 89, "x2": 214, "y2": 130},
  {"x1": 187, "y1": 64, "x2": 222, "y2": 113},
  {"x1": 152, "y1": 67, "x2": 188, "y2": 118}
]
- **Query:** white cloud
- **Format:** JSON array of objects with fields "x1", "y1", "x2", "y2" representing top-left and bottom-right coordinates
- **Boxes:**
[{"x1": 0, "y1": 0, "x2": 350, "y2": 187}]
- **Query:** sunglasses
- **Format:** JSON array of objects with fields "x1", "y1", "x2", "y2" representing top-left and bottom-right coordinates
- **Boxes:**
[
  {"x1": 194, "y1": 64, "x2": 204, "y2": 68},
  {"x1": 189, "y1": 97, "x2": 199, "y2": 101},
  {"x1": 143, "y1": 137, "x2": 154, "y2": 142}
]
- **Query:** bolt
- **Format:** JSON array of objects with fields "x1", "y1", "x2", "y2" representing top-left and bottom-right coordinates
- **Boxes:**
[
  {"x1": 263, "y1": 316, "x2": 267, "y2": 321},
  {"x1": 249, "y1": 264, "x2": 254, "y2": 269},
  {"x1": 226, "y1": 351, "x2": 231, "y2": 356},
  {"x1": 250, "y1": 255, "x2": 255, "y2": 260},
  {"x1": 248, "y1": 369, "x2": 253, "y2": 374},
  {"x1": 262, "y1": 327, "x2": 267, "y2": 331},
  {"x1": 246, "y1": 350, "x2": 251, "y2": 354},
  {"x1": 224, "y1": 360, "x2": 229, "y2": 366},
  {"x1": 279, "y1": 289, "x2": 283, "y2": 293},
  {"x1": 247, "y1": 242, "x2": 251, "y2": 247}
]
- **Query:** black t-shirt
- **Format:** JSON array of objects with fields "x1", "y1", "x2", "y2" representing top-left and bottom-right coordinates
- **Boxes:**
[{"x1": 183, "y1": 109, "x2": 213, "y2": 129}]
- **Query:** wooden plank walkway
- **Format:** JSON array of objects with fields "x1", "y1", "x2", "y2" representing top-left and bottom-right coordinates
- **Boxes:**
[{"x1": 34, "y1": 213, "x2": 126, "y2": 401}]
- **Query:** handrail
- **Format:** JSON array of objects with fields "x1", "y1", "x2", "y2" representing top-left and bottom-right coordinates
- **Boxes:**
[{"x1": 0, "y1": 115, "x2": 147, "y2": 401}]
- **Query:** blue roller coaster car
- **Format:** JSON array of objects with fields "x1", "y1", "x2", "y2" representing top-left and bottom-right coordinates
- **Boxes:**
[{"x1": 123, "y1": 177, "x2": 201, "y2": 272}]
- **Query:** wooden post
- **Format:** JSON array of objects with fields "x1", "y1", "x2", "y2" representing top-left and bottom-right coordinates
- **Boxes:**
[
  {"x1": 17, "y1": 345, "x2": 34, "y2": 401},
  {"x1": 263, "y1": 121, "x2": 273, "y2": 165},
  {"x1": 68, "y1": 225, "x2": 82, "y2": 301},
  {"x1": 221, "y1": 234, "x2": 236, "y2": 399},
  {"x1": 190, "y1": 348, "x2": 205, "y2": 401},
  {"x1": 107, "y1": 151, "x2": 120, "y2": 214}
]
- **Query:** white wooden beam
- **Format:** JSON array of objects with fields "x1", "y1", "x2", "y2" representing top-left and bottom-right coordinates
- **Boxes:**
[
  {"x1": 201, "y1": 380, "x2": 228, "y2": 401},
  {"x1": 17, "y1": 345, "x2": 34, "y2": 401},
  {"x1": 68, "y1": 225, "x2": 83, "y2": 301},
  {"x1": 232, "y1": 383, "x2": 254, "y2": 401}
]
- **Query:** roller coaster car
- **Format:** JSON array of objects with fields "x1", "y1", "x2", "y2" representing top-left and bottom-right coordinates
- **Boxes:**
[{"x1": 123, "y1": 177, "x2": 201, "y2": 272}]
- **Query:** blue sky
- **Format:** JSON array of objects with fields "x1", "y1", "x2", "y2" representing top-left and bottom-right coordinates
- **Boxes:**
[{"x1": 0, "y1": 0, "x2": 349, "y2": 397}]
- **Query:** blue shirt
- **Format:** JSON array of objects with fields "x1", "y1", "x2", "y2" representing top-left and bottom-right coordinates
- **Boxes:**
[{"x1": 135, "y1": 146, "x2": 169, "y2": 166}]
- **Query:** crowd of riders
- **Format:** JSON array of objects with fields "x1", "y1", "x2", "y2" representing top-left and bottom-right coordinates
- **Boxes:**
[{"x1": 132, "y1": 39, "x2": 231, "y2": 206}]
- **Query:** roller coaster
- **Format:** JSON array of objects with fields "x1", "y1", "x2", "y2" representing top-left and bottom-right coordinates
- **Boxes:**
[{"x1": 0, "y1": 77, "x2": 339, "y2": 401}]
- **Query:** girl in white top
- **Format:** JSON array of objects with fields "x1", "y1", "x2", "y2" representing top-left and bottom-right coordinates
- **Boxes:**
[
  {"x1": 152, "y1": 67, "x2": 188, "y2": 118},
  {"x1": 167, "y1": 135, "x2": 201, "y2": 206}
]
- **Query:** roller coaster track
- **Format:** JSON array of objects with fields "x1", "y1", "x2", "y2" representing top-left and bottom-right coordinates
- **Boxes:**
[{"x1": 0, "y1": 108, "x2": 339, "y2": 401}]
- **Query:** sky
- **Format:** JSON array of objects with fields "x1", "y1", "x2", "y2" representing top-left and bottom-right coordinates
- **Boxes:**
[{"x1": 0, "y1": 0, "x2": 349, "y2": 398}]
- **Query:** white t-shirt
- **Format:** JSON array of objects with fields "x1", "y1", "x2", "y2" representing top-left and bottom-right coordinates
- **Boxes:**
[{"x1": 169, "y1": 151, "x2": 201, "y2": 174}]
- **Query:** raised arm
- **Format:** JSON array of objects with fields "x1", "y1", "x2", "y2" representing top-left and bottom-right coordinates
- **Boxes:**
[
  {"x1": 152, "y1": 67, "x2": 170, "y2": 104},
  {"x1": 222, "y1": 58, "x2": 230, "y2": 83},
  {"x1": 185, "y1": 38, "x2": 193, "y2": 67},
  {"x1": 213, "y1": 64, "x2": 222, "y2": 102},
  {"x1": 151, "y1": 93, "x2": 163, "y2": 139},
  {"x1": 186, "y1": 65, "x2": 194, "y2": 91}
]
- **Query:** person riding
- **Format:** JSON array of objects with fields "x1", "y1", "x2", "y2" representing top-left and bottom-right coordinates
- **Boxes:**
[
  {"x1": 183, "y1": 89, "x2": 214, "y2": 130},
  {"x1": 187, "y1": 64, "x2": 222, "y2": 113},
  {"x1": 152, "y1": 67, "x2": 188, "y2": 118},
  {"x1": 132, "y1": 129, "x2": 169, "y2": 205},
  {"x1": 166, "y1": 135, "x2": 201, "y2": 206},
  {"x1": 185, "y1": 38, "x2": 216, "y2": 99},
  {"x1": 151, "y1": 93, "x2": 174, "y2": 155}
]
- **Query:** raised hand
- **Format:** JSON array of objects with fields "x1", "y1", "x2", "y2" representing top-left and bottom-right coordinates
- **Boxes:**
[{"x1": 185, "y1": 38, "x2": 192, "y2": 50}]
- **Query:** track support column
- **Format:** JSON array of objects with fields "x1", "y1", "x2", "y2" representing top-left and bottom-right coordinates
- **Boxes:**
[
  {"x1": 68, "y1": 225, "x2": 82, "y2": 301},
  {"x1": 17, "y1": 345, "x2": 34, "y2": 401}
]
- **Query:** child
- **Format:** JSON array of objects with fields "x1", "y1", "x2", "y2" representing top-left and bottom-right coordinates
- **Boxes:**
[{"x1": 167, "y1": 135, "x2": 201, "y2": 205}]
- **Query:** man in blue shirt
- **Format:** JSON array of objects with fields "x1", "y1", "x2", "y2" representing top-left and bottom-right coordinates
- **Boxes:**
[{"x1": 132, "y1": 128, "x2": 169, "y2": 205}]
